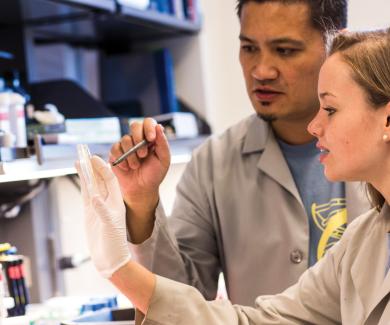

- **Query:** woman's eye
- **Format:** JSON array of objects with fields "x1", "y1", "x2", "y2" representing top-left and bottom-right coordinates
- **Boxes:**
[{"x1": 322, "y1": 107, "x2": 336, "y2": 116}]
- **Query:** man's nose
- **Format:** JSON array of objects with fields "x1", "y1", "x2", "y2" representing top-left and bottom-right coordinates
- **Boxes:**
[{"x1": 251, "y1": 54, "x2": 278, "y2": 81}]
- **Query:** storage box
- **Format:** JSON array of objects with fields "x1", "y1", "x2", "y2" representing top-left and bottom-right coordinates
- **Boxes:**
[{"x1": 61, "y1": 308, "x2": 135, "y2": 325}]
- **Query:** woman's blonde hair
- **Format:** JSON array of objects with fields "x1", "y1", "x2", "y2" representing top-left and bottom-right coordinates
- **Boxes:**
[{"x1": 328, "y1": 28, "x2": 390, "y2": 211}]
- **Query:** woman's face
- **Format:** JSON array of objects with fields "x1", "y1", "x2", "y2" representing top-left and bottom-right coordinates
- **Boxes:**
[{"x1": 308, "y1": 53, "x2": 389, "y2": 183}]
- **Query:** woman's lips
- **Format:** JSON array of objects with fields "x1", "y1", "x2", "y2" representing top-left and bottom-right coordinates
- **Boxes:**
[
  {"x1": 319, "y1": 152, "x2": 329, "y2": 163},
  {"x1": 318, "y1": 147, "x2": 330, "y2": 163}
]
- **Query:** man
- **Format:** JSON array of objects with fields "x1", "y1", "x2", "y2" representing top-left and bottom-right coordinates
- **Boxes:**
[{"x1": 109, "y1": 0, "x2": 370, "y2": 306}]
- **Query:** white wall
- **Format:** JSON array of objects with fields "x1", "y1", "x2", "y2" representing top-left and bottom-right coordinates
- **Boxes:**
[
  {"x1": 348, "y1": 0, "x2": 390, "y2": 31},
  {"x1": 198, "y1": 0, "x2": 390, "y2": 134},
  {"x1": 198, "y1": 0, "x2": 252, "y2": 135}
]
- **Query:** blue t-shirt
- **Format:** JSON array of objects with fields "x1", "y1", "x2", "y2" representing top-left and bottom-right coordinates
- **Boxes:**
[{"x1": 278, "y1": 139, "x2": 346, "y2": 267}]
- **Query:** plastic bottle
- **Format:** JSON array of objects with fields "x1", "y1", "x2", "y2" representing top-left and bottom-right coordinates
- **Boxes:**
[
  {"x1": 9, "y1": 92, "x2": 27, "y2": 147},
  {"x1": 4, "y1": 71, "x2": 29, "y2": 148},
  {"x1": 0, "y1": 78, "x2": 11, "y2": 136},
  {"x1": 4, "y1": 70, "x2": 30, "y2": 103}
]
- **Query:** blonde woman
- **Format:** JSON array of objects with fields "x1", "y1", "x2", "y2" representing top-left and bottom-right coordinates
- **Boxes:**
[{"x1": 79, "y1": 28, "x2": 390, "y2": 324}]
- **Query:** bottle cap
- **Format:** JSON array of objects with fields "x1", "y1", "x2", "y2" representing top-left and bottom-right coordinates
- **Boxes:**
[{"x1": 0, "y1": 244, "x2": 11, "y2": 253}]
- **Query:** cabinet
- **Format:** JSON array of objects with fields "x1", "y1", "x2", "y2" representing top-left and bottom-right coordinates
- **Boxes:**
[{"x1": 0, "y1": 0, "x2": 207, "y2": 303}]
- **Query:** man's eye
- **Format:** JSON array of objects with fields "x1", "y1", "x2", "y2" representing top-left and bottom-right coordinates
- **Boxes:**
[
  {"x1": 241, "y1": 45, "x2": 256, "y2": 53},
  {"x1": 322, "y1": 107, "x2": 336, "y2": 116},
  {"x1": 276, "y1": 48, "x2": 297, "y2": 56}
]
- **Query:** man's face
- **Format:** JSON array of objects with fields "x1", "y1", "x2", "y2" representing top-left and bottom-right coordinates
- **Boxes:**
[{"x1": 239, "y1": 1, "x2": 326, "y2": 124}]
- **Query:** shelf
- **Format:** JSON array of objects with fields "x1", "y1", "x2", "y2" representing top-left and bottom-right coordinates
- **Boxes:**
[
  {"x1": 48, "y1": 0, "x2": 116, "y2": 11},
  {"x1": 118, "y1": 5, "x2": 201, "y2": 36},
  {"x1": 0, "y1": 137, "x2": 206, "y2": 183},
  {"x1": 0, "y1": 0, "x2": 201, "y2": 48}
]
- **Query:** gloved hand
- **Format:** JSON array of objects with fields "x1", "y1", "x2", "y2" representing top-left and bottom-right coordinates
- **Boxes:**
[{"x1": 77, "y1": 155, "x2": 131, "y2": 278}]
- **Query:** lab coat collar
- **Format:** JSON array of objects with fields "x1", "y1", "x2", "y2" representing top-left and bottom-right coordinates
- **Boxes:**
[
  {"x1": 241, "y1": 115, "x2": 268, "y2": 154},
  {"x1": 241, "y1": 117, "x2": 303, "y2": 206},
  {"x1": 350, "y1": 204, "x2": 390, "y2": 321}
]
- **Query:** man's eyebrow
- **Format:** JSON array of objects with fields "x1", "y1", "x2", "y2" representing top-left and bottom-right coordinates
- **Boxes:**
[
  {"x1": 319, "y1": 92, "x2": 337, "y2": 99},
  {"x1": 269, "y1": 38, "x2": 305, "y2": 47},
  {"x1": 238, "y1": 35, "x2": 305, "y2": 47},
  {"x1": 239, "y1": 34, "x2": 254, "y2": 42}
]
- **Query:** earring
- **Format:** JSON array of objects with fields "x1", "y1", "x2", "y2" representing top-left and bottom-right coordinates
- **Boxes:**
[{"x1": 383, "y1": 134, "x2": 389, "y2": 141}]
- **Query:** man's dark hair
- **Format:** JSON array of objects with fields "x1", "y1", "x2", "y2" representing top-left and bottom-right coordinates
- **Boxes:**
[{"x1": 236, "y1": 0, "x2": 347, "y2": 34}]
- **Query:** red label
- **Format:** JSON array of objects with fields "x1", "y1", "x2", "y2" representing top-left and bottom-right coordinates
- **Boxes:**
[
  {"x1": 17, "y1": 110, "x2": 25, "y2": 118},
  {"x1": 14, "y1": 265, "x2": 20, "y2": 279},
  {"x1": 20, "y1": 264, "x2": 25, "y2": 278},
  {"x1": 8, "y1": 266, "x2": 17, "y2": 279}
]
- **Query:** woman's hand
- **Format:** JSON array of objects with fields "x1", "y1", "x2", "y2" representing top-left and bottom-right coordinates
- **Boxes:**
[{"x1": 77, "y1": 155, "x2": 131, "y2": 278}]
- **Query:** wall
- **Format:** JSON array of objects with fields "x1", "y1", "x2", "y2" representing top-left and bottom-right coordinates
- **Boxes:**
[
  {"x1": 199, "y1": 0, "x2": 252, "y2": 135},
  {"x1": 348, "y1": 0, "x2": 390, "y2": 30}
]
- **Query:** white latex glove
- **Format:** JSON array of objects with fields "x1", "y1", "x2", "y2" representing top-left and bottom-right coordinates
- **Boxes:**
[{"x1": 77, "y1": 155, "x2": 131, "y2": 278}]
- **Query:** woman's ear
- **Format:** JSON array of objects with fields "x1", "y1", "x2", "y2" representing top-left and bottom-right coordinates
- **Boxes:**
[
  {"x1": 385, "y1": 102, "x2": 390, "y2": 128},
  {"x1": 382, "y1": 102, "x2": 390, "y2": 143}
]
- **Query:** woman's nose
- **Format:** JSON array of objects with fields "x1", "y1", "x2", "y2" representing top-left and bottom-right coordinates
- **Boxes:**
[{"x1": 307, "y1": 111, "x2": 324, "y2": 137}]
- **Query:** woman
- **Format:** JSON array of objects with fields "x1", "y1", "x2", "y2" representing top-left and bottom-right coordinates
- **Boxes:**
[{"x1": 78, "y1": 28, "x2": 390, "y2": 324}]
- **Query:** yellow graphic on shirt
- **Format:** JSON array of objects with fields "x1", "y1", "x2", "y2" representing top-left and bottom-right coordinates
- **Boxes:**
[{"x1": 311, "y1": 198, "x2": 347, "y2": 261}]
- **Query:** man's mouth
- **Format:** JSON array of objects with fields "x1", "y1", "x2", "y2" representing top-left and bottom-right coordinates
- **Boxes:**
[{"x1": 253, "y1": 88, "x2": 283, "y2": 102}]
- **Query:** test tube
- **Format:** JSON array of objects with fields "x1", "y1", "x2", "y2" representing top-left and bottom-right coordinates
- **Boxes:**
[{"x1": 77, "y1": 144, "x2": 98, "y2": 197}]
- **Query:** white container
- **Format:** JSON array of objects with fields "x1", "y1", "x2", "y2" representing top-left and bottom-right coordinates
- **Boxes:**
[
  {"x1": 117, "y1": 0, "x2": 149, "y2": 10},
  {"x1": 0, "y1": 92, "x2": 11, "y2": 135},
  {"x1": 9, "y1": 92, "x2": 27, "y2": 148}
]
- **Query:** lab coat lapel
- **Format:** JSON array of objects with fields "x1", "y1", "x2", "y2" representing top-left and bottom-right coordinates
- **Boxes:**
[
  {"x1": 350, "y1": 205, "x2": 390, "y2": 319},
  {"x1": 364, "y1": 206, "x2": 390, "y2": 321},
  {"x1": 256, "y1": 128, "x2": 303, "y2": 206},
  {"x1": 377, "y1": 298, "x2": 390, "y2": 325}
]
